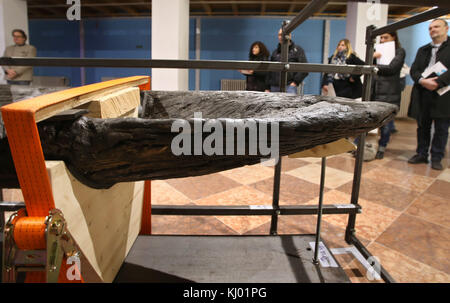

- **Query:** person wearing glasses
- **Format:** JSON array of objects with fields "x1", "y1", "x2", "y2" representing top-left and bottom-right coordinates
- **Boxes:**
[
  {"x1": 2, "y1": 29, "x2": 36, "y2": 85},
  {"x1": 407, "y1": 19, "x2": 450, "y2": 171}
]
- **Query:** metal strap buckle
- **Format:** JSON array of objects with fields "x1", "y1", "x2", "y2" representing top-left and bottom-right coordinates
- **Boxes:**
[{"x1": 2, "y1": 209, "x2": 80, "y2": 283}]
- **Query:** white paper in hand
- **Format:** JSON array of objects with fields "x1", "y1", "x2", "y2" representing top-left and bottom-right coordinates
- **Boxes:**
[
  {"x1": 375, "y1": 41, "x2": 396, "y2": 65},
  {"x1": 422, "y1": 61, "x2": 450, "y2": 96}
]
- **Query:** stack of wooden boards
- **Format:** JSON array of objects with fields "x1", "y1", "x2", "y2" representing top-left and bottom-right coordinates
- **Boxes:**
[{"x1": 44, "y1": 85, "x2": 145, "y2": 282}]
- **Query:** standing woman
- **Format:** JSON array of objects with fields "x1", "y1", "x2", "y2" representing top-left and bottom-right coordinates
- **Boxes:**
[
  {"x1": 372, "y1": 31, "x2": 406, "y2": 159},
  {"x1": 240, "y1": 41, "x2": 270, "y2": 92},
  {"x1": 322, "y1": 39, "x2": 365, "y2": 99}
]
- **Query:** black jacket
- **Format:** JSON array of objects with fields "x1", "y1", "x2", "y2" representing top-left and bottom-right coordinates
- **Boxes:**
[
  {"x1": 246, "y1": 54, "x2": 269, "y2": 92},
  {"x1": 266, "y1": 42, "x2": 308, "y2": 88},
  {"x1": 321, "y1": 53, "x2": 365, "y2": 99},
  {"x1": 372, "y1": 47, "x2": 406, "y2": 106},
  {"x1": 408, "y1": 37, "x2": 450, "y2": 119}
]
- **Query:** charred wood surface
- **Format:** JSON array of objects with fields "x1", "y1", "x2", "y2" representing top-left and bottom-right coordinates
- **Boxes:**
[{"x1": 0, "y1": 91, "x2": 397, "y2": 189}]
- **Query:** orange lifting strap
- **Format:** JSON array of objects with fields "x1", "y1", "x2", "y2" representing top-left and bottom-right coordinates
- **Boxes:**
[{"x1": 1, "y1": 76, "x2": 151, "y2": 282}]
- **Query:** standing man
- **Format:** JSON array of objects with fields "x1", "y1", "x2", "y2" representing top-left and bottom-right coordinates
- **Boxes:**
[
  {"x1": 265, "y1": 26, "x2": 308, "y2": 94},
  {"x1": 407, "y1": 18, "x2": 450, "y2": 171},
  {"x1": 2, "y1": 29, "x2": 36, "y2": 85}
]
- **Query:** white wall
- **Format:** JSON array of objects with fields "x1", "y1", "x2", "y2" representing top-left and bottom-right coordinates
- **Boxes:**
[
  {"x1": 151, "y1": 0, "x2": 189, "y2": 90},
  {"x1": 346, "y1": 1, "x2": 388, "y2": 59}
]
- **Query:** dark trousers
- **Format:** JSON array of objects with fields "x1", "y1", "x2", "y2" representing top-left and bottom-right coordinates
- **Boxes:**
[
  {"x1": 378, "y1": 120, "x2": 395, "y2": 148},
  {"x1": 416, "y1": 111, "x2": 450, "y2": 162},
  {"x1": 7, "y1": 80, "x2": 31, "y2": 85}
]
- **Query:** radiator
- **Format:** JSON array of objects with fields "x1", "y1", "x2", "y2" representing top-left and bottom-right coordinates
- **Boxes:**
[
  {"x1": 398, "y1": 85, "x2": 412, "y2": 118},
  {"x1": 221, "y1": 79, "x2": 246, "y2": 91}
]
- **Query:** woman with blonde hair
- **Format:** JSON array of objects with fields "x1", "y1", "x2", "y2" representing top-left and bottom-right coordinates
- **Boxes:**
[{"x1": 322, "y1": 39, "x2": 365, "y2": 99}]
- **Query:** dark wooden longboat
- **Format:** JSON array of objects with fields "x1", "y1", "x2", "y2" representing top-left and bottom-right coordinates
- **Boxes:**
[{"x1": 0, "y1": 90, "x2": 397, "y2": 189}]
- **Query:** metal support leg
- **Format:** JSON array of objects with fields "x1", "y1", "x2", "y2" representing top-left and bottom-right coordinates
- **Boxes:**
[
  {"x1": 313, "y1": 157, "x2": 326, "y2": 264},
  {"x1": 346, "y1": 25, "x2": 375, "y2": 244},
  {"x1": 270, "y1": 20, "x2": 290, "y2": 236},
  {"x1": 270, "y1": 157, "x2": 282, "y2": 235},
  {"x1": 345, "y1": 132, "x2": 366, "y2": 243}
]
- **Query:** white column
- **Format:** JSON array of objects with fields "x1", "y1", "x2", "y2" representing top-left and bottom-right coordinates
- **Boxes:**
[
  {"x1": 151, "y1": 0, "x2": 189, "y2": 91},
  {"x1": 0, "y1": 0, "x2": 29, "y2": 84},
  {"x1": 346, "y1": 1, "x2": 388, "y2": 60}
]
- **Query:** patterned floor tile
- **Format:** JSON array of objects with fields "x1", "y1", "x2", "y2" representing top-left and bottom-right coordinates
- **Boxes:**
[
  {"x1": 363, "y1": 166, "x2": 435, "y2": 193},
  {"x1": 336, "y1": 178, "x2": 421, "y2": 211},
  {"x1": 249, "y1": 173, "x2": 326, "y2": 205},
  {"x1": 166, "y1": 173, "x2": 241, "y2": 200},
  {"x1": 151, "y1": 180, "x2": 191, "y2": 205},
  {"x1": 367, "y1": 242, "x2": 450, "y2": 283},
  {"x1": 437, "y1": 168, "x2": 450, "y2": 182},
  {"x1": 151, "y1": 214, "x2": 238, "y2": 235},
  {"x1": 219, "y1": 163, "x2": 274, "y2": 185},
  {"x1": 280, "y1": 156, "x2": 310, "y2": 172},
  {"x1": 406, "y1": 193, "x2": 450, "y2": 228},
  {"x1": 194, "y1": 186, "x2": 273, "y2": 234},
  {"x1": 383, "y1": 158, "x2": 443, "y2": 178},
  {"x1": 424, "y1": 180, "x2": 450, "y2": 200},
  {"x1": 286, "y1": 163, "x2": 354, "y2": 189},
  {"x1": 325, "y1": 155, "x2": 378, "y2": 174},
  {"x1": 376, "y1": 214, "x2": 450, "y2": 274}
]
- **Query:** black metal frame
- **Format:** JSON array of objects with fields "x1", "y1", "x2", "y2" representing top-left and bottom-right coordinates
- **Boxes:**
[{"x1": 1, "y1": 1, "x2": 449, "y2": 284}]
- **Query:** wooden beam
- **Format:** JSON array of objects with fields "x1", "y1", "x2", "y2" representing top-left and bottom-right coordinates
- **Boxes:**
[
  {"x1": 288, "y1": 1, "x2": 296, "y2": 15},
  {"x1": 231, "y1": 3, "x2": 239, "y2": 16},
  {"x1": 202, "y1": 1, "x2": 212, "y2": 16}
]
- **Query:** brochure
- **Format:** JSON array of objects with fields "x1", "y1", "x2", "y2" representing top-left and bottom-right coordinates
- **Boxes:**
[{"x1": 421, "y1": 61, "x2": 449, "y2": 96}]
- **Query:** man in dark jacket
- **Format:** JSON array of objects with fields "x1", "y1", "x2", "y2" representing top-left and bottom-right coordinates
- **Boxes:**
[
  {"x1": 265, "y1": 28, "x2": 308, "y2": 94},
  {"x1": 407, "y1": 18, "x2": 450, "y2": 170}
]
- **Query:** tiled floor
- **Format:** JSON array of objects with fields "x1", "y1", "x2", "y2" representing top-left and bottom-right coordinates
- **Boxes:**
[{"x1": 2, "y1": 119, "x2": 449, "y2": 283}]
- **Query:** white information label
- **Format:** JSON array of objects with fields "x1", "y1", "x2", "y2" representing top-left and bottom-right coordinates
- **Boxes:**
[
  {"x1": 335, "y1": 204, "x2": 356, "y2": 209},
  {"x1": 249, "y1": 205, "x2": 272, "y2": 210},
  {"x1": 309, "y1": 242, "x2": 339, "y2": 268}
]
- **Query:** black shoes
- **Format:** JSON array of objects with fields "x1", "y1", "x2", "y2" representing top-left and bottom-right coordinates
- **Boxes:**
[
  {"x1": 408, "y1": 154, "x2": 429, "y2": 164},
  {"x1": 375, "y1": 151, "x2": 384, "y2": 159},
  {"x1": 431, "y1": 161, "x2": 444, "y2": 171},
  {"x1": 408, "y1": 154, "x2": 443, "y2": 170}
]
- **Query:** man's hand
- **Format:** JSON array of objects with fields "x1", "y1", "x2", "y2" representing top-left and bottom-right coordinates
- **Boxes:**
[
  {"x1": 5, "y1": 69, "x2": 17, "y2": 79},
  {"x1": 322, "y1": 85, "x2": 328, "y2": 93},
  {"x1": 289, "y1": 82, "x2": 297, "y2": 87},
  {"x1": 373, "y1": 52, "x2": 382, "y2": 59},
  {"x1": 419, "y1": 77, "x2": 439, "y2": 91},
  {"x1": 239, "y1": 70, "x2": 253, "y2": 75}
]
